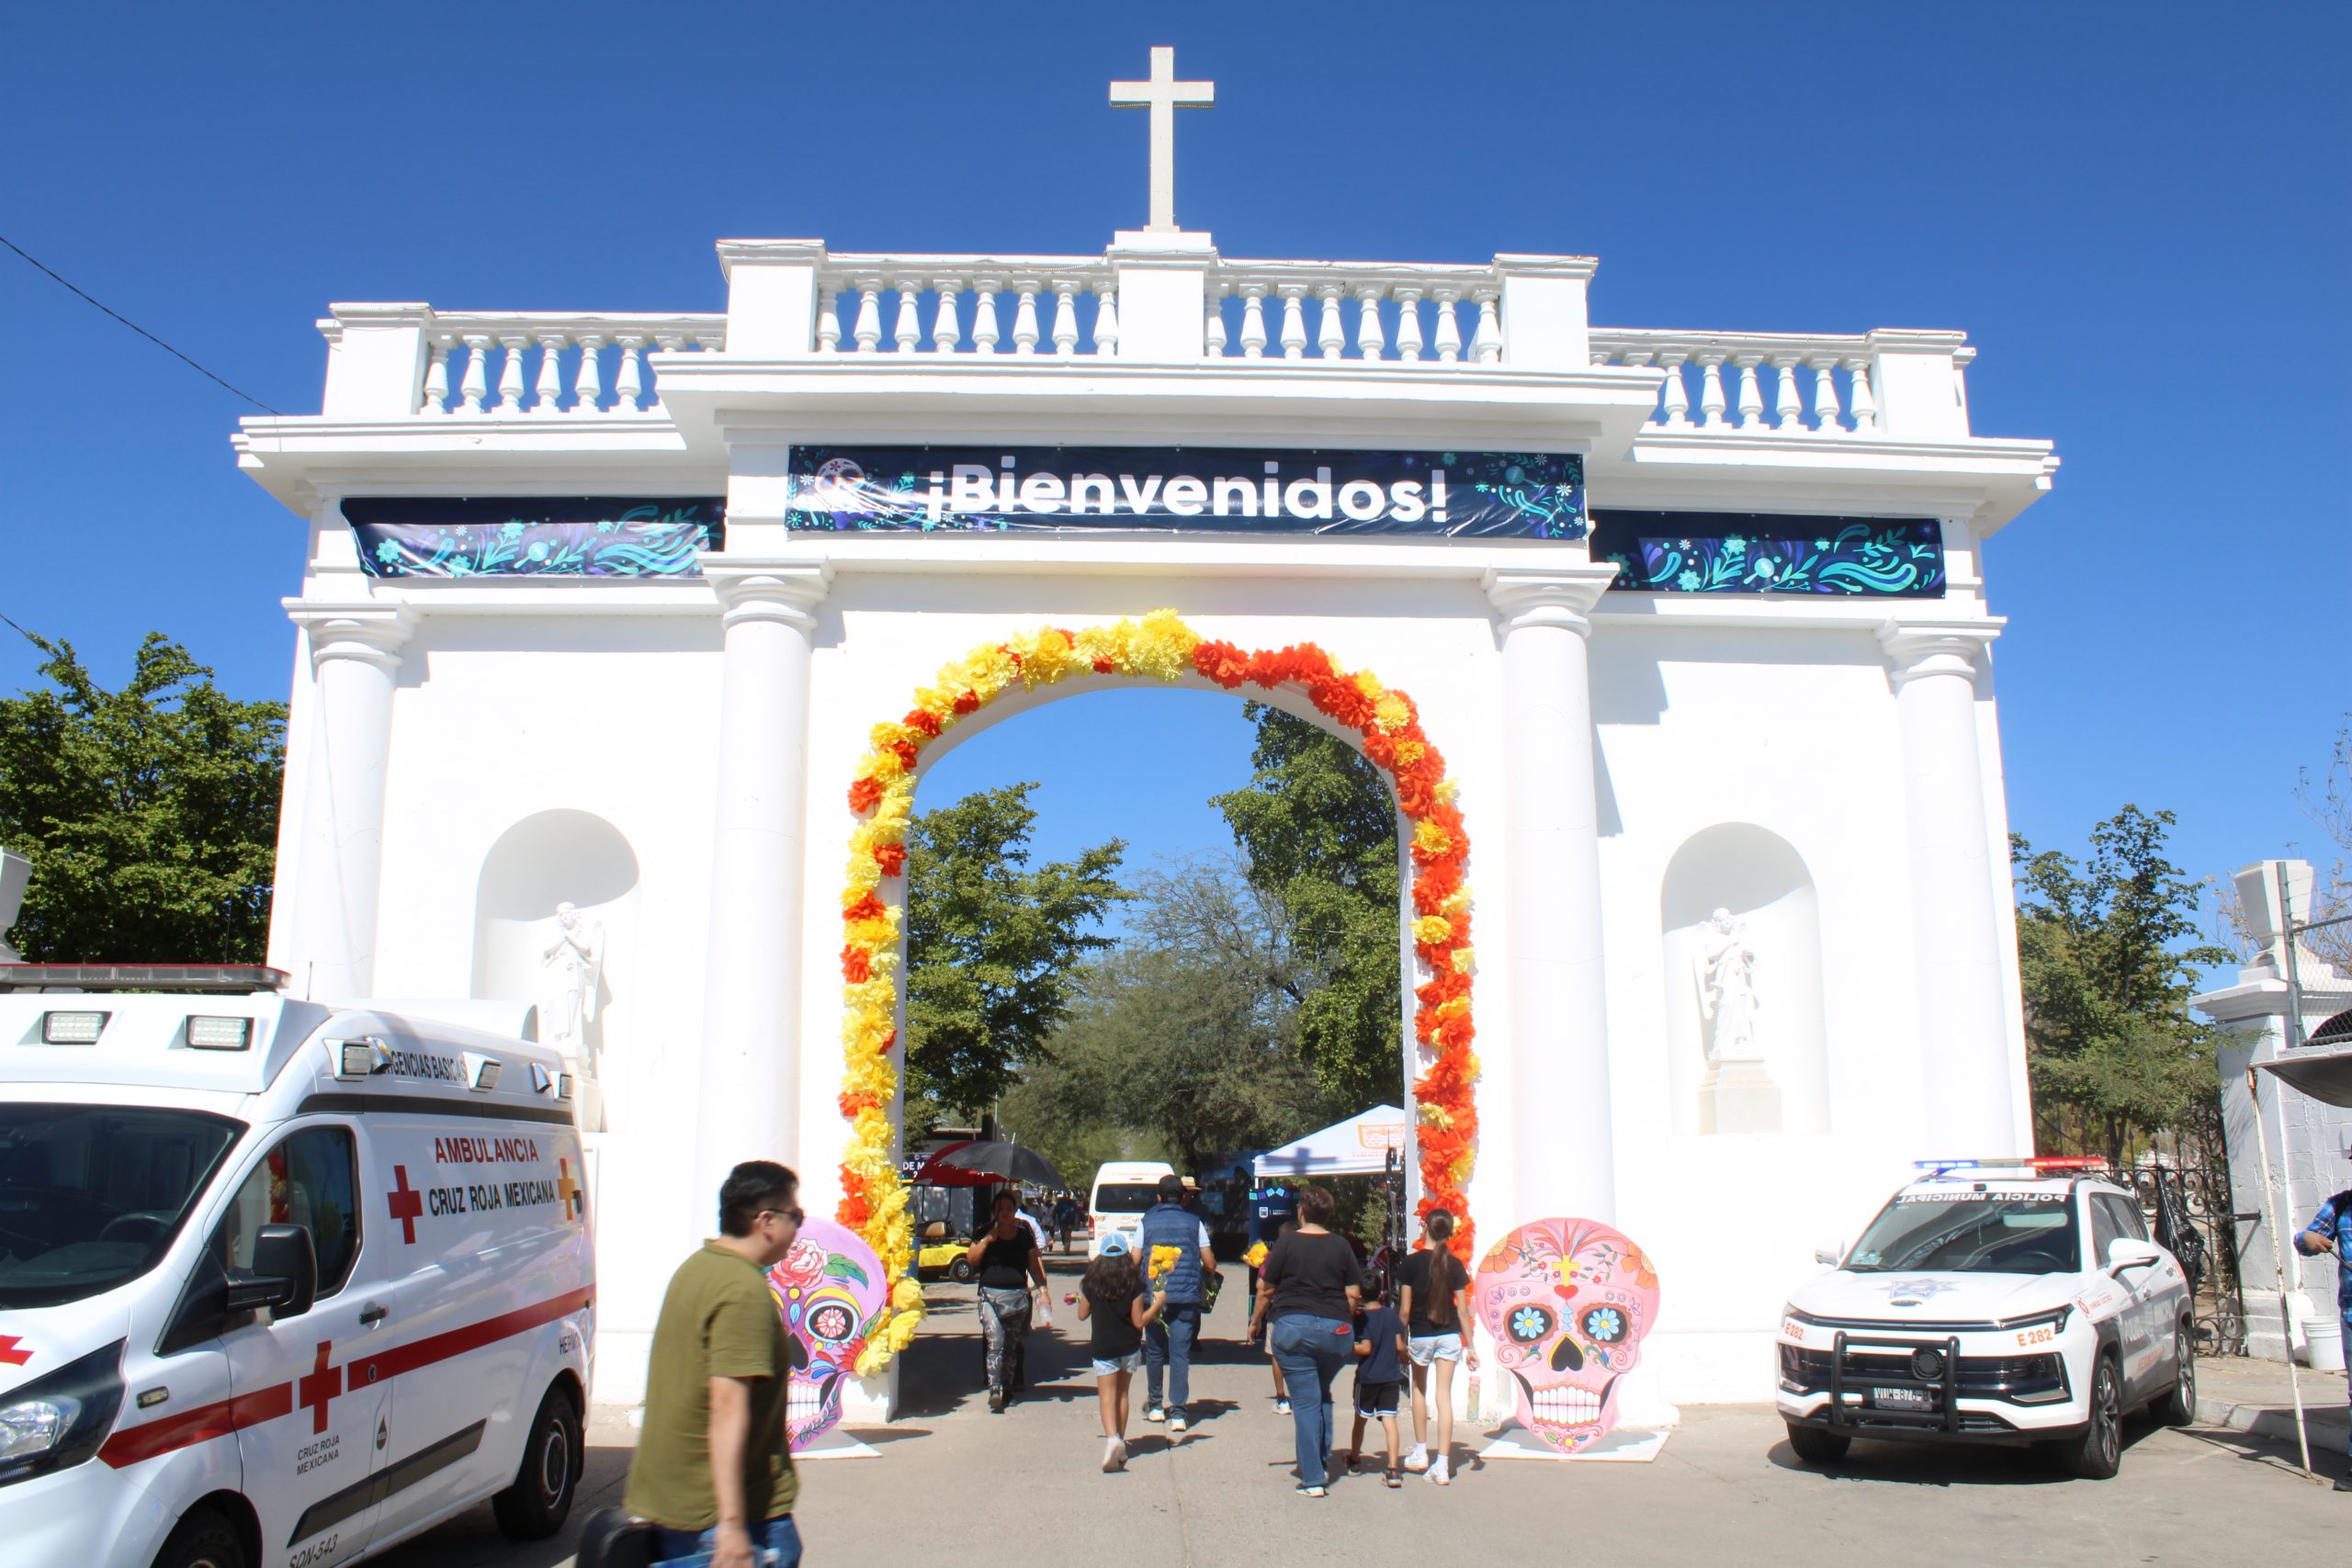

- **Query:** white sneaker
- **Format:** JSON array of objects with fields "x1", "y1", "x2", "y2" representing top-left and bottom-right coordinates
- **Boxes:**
[
  {"x1": 1169, "y1": 1411, "x2": 1188, "y2": 1435},
  {"x1": 1428, "y1": 1455, "x2": 1451, "y2": 1486},
  {"x1": 1403, "y1": 1443, "x2": 1429, "y2": 1472},
  {"x1": 1103, "y1": 1438, "x2": 1126, "y2": 1472},
  {"x1": 1144, "y1": 1404, "x2": 1166, "y2": 1423}
]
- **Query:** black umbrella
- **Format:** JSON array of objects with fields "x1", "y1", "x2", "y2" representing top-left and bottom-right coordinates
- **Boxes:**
[{"x1": 919, "y1": 1140, "x2": 1065, "y2": 1190}]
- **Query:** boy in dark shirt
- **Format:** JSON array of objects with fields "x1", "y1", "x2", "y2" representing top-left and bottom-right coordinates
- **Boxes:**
[{"x1": 1340, "y1": 1272, "x2": 1410, "y2": 1485}]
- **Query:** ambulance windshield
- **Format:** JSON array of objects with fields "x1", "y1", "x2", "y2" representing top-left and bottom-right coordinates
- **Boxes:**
[
  {"x1": 1845, "y1": 1190, "x2": 2081, "y2": 1275},
  {"x1": 0, "y1": 1104, "x2": 244, "y2": 1309}
]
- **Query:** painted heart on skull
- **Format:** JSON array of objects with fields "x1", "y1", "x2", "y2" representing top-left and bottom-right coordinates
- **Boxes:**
[
  {"x1": 1473, "y1": 1217, "x2": 1661, "y2": 1452},
  {"x1": 767, "y1": 1214, "x2": 885, "y2": 1447}
]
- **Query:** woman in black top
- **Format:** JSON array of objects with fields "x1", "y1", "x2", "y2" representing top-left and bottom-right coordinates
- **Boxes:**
[
  {"x1": 1248, "y1": 1184, "x2": 1363, "y2": 1495},
  {"x1": 1396, "y1": 1207, "x2": 1479, "y2": 1483},
  {"x1": 967, "y1": 1191, "x2": 1048, "y2": 1412}
]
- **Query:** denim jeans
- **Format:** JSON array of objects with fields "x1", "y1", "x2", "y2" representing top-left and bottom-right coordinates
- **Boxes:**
[
  {"x1": 1270, "y1": 1312, "x2": 1352, "y2": 1486},
  {"x1": 649, "y1": 1513, "x2": 801, "y2": 1566},
  {"x1": 1146, "y1": 1302, "x2": 1201, "y2": 1411}
]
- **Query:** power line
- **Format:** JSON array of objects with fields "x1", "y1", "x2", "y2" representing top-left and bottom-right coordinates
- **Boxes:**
[{"x1": 0, "y1": 232, "x2": 282, "y2": 415}]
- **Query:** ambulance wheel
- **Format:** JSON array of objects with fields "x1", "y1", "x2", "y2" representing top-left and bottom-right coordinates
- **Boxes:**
[
  {"x1": 950, "y1": 1258, "x2": 974, "y2": 1282},
  {"x1": 494, "y1": 1382, "x2": 582, "y2": 1540},
  {"x1": 153, "y1": 1507, "x2": 247, "y2": 1568},
  {"x1": 2154, "y1": 1320, "x2": 2198, "y2": 1427},
  {"x1": 2063, "y1": 1350, "x2": 2124, "y2": 1480},
  {"x1": 1783, "y1": 1422, "x2": 1849, "y2": 1465}
]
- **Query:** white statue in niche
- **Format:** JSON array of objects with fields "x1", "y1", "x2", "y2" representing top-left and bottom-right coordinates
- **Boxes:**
[
  {"x1": 1696, "y1": 908, "x2": 1761, "y2": 1062},
  {"x1": 540, "y1": 902, "x2": 605, "y2": 1060}
]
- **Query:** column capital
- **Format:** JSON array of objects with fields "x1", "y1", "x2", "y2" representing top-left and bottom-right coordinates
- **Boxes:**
[
  {"x1": 1877, "y1": 616, "x2": 2005, "y2": 686},
  {"x1": 283, "y1": 599, "x2": 416, "y2": 673},
  {"x1": 700, "y1": 554, "x2": 833, "y2": 633},
  {"x1": 1482, "y1": 563, "x2": 1620, "y2": 637}
]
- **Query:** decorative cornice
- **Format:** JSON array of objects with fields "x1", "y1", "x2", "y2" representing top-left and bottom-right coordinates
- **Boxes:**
[
  {"x1": 1490, "y1": 254, "x2": 1599, "y2": 280},
  {"x1": 715, "y1": 240, "x2": 829, "y2": 279},
  {"x1": 283, "y1": 599, "x2": 418, "y2": 673},
  {"x1": 700, "y1": 553, "x2": 833, "y2": 633},
  {"x1": 1481, "y1": 562, "x2": 1620, "y2": 637},
  {"x1": 1877, "y1": 616, "x2": 2005, "y2": 686}
]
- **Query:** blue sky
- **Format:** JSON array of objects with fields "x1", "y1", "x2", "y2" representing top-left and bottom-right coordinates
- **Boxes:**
[{"x1": 3, "y1": 3, "x2": 2345, "y2": 918}]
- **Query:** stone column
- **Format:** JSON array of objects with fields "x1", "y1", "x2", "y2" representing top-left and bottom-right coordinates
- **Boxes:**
[
  {"x1": 282, "y1": 601, "x2": 415, "y2": 999},
  {"x1": 1878, "y1": 617, "x2": 2019, "y2": 1155},
  {"x1": 695, "y1": 557, "x2": 832, "y2": 1216},
  {"x1": 1484, "y1": 563, "x2": 1621, "y2": 1224}
]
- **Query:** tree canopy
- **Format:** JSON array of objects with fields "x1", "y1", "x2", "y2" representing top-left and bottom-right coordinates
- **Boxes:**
[
  {"x1": 2014, "y1": 806, "x2": 2230, "y2": 1164},
  {"x1": 1212, "y1": 703, "x2": 1404, "y2": 1110},
  {"x1": 0, "y1": 631, "x2": 286, "y2": 964},
  {"x1": 901, "y1": 783, "x2": 1125, "y2": 1131}
]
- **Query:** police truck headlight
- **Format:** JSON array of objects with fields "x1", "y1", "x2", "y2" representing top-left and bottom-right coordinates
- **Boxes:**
[{"x1": 0, "y1": 1341, "x2": 126, "y2": 1486}]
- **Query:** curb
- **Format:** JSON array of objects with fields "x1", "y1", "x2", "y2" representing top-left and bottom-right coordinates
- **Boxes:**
[{"x1": 2196, "y1": 1392, "x2": 2349, "y2": 1450}]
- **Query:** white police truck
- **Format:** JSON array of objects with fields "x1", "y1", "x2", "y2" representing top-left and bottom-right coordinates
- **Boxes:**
[
  {"x1": 0, "y1": 964, "x2": 595, "y2": 1568},
  {"x1": 1776, "y1": 1157, "x2": 2194, "y2": 1479}
]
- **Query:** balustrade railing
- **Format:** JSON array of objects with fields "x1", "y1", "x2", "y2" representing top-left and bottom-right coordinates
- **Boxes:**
[
  {"x1": 414, "y1": 313, "x2": 724, "y2": 416},
  {"x1": 1205, "y1": 262, "x2": 1501, "y2": 364},
  {"x1": 1589, "y1": 330, "x2": 1968, "y2": 437},
  {"x1": 808, "y1": 258, "x2": 1121, "y2": 356}
]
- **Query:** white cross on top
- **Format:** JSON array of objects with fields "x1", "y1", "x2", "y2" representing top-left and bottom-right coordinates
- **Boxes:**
[{"x1": 1109, "y1": 46, "x2": 1214, "y2": 232}]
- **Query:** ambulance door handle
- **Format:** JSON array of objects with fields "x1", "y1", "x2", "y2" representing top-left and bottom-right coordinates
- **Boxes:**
[{"x1": 358, "y1": 1303, "x2": 389, "y2": 1326}]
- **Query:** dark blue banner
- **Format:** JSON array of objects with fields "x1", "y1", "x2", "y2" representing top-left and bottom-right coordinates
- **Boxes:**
[
  {"x1": 782, "y1": 446, "x2": 1586, "y2": 539},
  {"x1": 344, "y1": 497, "x2": 724, "y2": 578},
  {"x1": 1589, "y1": 512, "x2": 1944, "y2": 597}
]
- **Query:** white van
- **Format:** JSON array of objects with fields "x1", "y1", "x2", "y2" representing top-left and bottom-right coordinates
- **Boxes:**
[
  {"x1": 1087, "y1": 1160, "x2": 1177, "y2": 1260},
  {"x1": 0, "y1": 964, "x2": 594, "y2": 1568}
]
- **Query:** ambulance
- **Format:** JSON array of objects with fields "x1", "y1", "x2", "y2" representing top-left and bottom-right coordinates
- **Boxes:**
[{"x1": 0, "y1": 964, "x2": 595, "y2": 1568}]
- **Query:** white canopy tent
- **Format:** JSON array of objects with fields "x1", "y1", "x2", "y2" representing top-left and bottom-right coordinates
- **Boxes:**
[{"x1": 1252, "y1": 1104, "x2": 1410, "y2": 1179}]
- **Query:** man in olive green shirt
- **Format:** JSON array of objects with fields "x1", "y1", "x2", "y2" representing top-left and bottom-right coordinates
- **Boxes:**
[{"x1": 627, "y1": 1160, "x2": 805, "y2": 1567}]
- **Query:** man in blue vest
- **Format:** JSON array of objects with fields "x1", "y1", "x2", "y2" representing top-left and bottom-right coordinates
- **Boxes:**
[{"x1": 1139, "y1": 1174, "x2": 1220, "y2": 1433}]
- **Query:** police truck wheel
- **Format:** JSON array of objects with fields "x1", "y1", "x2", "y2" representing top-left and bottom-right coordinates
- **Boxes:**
[
  {"x1": 950, "y1": 1258, "x2": 974, "y2": 1282},
  {"x1": 2154, "y1": 1321, "x2": 2198, "y2": 1427},
  {"x1": 493, "y1": 1382, "x2": 582, "y2": 1540},
  {"x1": 2064, "y1": 1351, "x2": 2124, "y2": 1480},
  {"x1": 153, "y1": 1508, "x2": 247, "y2": 1568},
  {"x1": 1784, "y1": 1422, "x2": 1849, "y2": 1464}
]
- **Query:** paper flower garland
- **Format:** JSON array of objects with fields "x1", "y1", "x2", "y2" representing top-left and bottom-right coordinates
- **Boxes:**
[{"x1": 835, "y1": 610, "x2": 1481, "y2": 1374}]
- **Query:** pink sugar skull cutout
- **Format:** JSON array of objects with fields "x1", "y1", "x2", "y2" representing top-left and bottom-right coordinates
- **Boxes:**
[
  {"x1": 767, "y1": 1214, "x2": 886, "y2": 1447},
  {"x1": 1473, "y1": 1217, "x2": 1661, "y2": 1452}
]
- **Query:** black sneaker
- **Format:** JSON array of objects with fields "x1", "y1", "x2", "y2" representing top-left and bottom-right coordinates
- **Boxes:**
[
  {"x1": 2335, "y1": 1470, "x2": 2352, "y2": 1493},
  {"x1": 989, "y1": 1391, "x2": 1006, "y2": 1414}
]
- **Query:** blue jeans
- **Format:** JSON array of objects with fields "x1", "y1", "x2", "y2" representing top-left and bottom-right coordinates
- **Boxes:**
[
  {"x1": 1270, "y1": 1313, "x2": 1352, "y2": 1486},
  {"x1": 1146, "y1": 1302, "x2": 1201, "y2": 1411},
  {"x1": 650, "y1": 1515, "x2": 800, "y2": 1566}
]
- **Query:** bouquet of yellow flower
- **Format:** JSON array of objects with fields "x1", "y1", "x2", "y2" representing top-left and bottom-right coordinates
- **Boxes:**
[
  {"x1": 1148, "y1": 1244, "x2": 1182, "y2": 1284},
  {"x1": 1242, "y1": 1242, "x2": 1269, "y2": 1269}
]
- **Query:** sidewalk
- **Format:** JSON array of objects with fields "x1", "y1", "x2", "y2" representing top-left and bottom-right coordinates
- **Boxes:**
[{"x1": 2195, "y1": 1353, "x2": 2350, "y2": 1457}]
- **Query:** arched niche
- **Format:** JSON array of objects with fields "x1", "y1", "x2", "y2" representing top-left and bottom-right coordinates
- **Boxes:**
[
  {"x1": 471, "y1": 809, "x2": 640, "y2": 1132},
  {"x1": 1659, "y1": 824, "x2": 1829, "y2": 1135}
]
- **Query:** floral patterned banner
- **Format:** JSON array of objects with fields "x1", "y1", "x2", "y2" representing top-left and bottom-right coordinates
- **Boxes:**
[
  {"x1": 1589, "y1": 512, "x2": 1944, "y2": 597},
  {"x1": 783, "y1": 446, "x2": 1585, "y2": 539},
  {"x1": 343, "y1": 497, "x2": 725, "y2": 579}
]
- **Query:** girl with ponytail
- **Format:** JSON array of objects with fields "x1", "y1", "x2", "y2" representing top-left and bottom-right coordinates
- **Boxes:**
[{"x1": 1397, "y1": 1208, "x2": 1478, "y2": 1484}]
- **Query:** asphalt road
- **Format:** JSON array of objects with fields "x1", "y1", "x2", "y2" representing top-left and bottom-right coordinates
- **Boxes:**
[{"x1": 374, "y1": 1250, "x2": 2347, "y2": 1567}]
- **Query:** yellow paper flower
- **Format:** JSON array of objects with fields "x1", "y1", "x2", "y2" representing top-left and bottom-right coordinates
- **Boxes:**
[
  {"x1": 1412, "y1": 819, "x2": 1453, "y2": 856},
  {"x1": 1242, "y1": 1242, "x2": 1269, "y2": 1269},
  {"x1": 1434, "y1": 777, "x2": 1459, "y2": 805},
  {"x1": 1412, "y1": 915, "x2": 1453, "y2": 945}
]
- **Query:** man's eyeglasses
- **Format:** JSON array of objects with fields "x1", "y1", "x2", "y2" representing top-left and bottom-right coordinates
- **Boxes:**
[{"x1": 759, "y1": 1207, "x2": 806, "y2": 1226}]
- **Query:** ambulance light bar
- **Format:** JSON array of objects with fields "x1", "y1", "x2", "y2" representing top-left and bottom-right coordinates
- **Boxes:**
[
  {"x1": 185, "y1": 1016, "x2": 253, "y2": 1051},
  {"x1": 0, "y1": 964, "x2": 289, "y2": 994},
  {"x1": 334, "y1": 1039, "x2": 393, "y2": 1078},
  {"x1": 465, "y1": 1053, "x2": 503, "y2": 1092},
  {"x1": 40, "y1": 1010, "x2": 107, "y2": 1044}
]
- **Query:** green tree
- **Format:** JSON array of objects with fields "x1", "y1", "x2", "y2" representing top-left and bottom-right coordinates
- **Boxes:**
[
  {"x1": 1007, "y1": 860, "x2": 1331, "y2": 1176},
  {"x1": 1213, "y1": 703, "x2": 1404, "y2": 1110},
  {"x1": 2014, "y1": 806, "x2": 2232, "y2": 1164},
  {"x1": 0, "y1": 631, "x2": 286, "y2": 964},
  {"x1": 902, "y1": 783, "x2": 1125, "y2": 1131}
]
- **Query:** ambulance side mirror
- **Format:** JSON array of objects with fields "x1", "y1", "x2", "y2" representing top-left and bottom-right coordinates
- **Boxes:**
[
  {"x1": 1815, "y1": 1240, "x2": 1846, "y2": 1267},
  {"x1": 227, "y1": 1224, "x2": 319, "y2": 1320}
]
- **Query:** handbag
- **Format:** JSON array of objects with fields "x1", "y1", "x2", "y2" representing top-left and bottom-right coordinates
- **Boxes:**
[{"x1": 575, "y1": 1507, "x2": 655, "y2": 1568}]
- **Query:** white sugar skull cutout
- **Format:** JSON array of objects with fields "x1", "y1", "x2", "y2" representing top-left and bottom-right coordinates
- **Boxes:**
[
  {"x1": 1473, "y1": 1217, "x2": 1661, "y2": 1452},
  {"x1": 767, "y1": 1214, "x2": 885, "y2": 1447}
]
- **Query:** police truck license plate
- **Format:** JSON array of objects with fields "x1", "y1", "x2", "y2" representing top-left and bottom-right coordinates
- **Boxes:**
[{"x1": 1872, "y1": 1386, "x2": 1931, "y2": 1409}]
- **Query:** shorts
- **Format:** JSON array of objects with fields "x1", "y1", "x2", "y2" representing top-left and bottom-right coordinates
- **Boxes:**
[
  {"x1": 1092, "y1": 1350, "x2": 1143, "y2": 1376},
  {"x1": 1408, "y1": 1333, "x2": 1464, "y2": 1366},
  {"x1": 1355, "y1": 1377, "x2": 1403, "y2": 1416}
]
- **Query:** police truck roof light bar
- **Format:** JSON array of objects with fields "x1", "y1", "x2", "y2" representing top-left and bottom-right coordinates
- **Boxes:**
[
  {"x1": 0, "y1": 963, "x2": 289, "y2": 994},
  {"x1": 1911, "y1": 1156, "x2": 2105, "y2": 1176}
]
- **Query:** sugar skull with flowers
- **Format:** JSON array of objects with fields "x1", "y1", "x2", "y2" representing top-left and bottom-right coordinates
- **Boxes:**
[
  {"x1": 1472, "y1": 1216, "x2": 1661, "y2": 1452},
  {"x1": 767, "y1": 1214, "x2": 887, "y2": 1446}
]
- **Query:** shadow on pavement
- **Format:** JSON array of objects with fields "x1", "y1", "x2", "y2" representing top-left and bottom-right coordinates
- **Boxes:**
[
  {"x1": 366, "y1": 1443, "x2": 634, "y2": 1567},
  {"x1": 1762, "y1": 1416, "x2": 2165, "y2": 1488}
]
